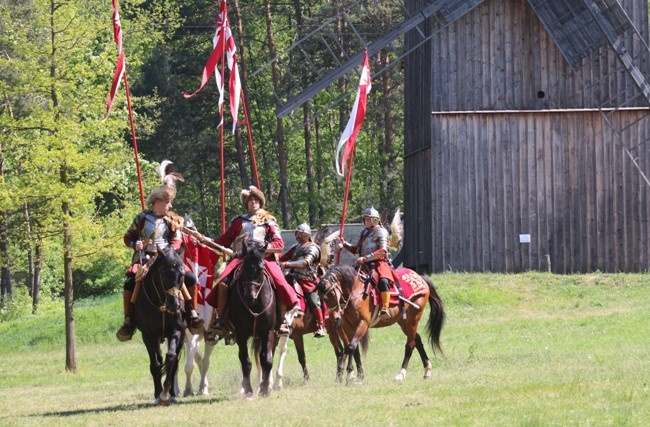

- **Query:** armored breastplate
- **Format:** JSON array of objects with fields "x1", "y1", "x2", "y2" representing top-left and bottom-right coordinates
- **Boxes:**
[
  {"x1": 240, "y1": 216, "x2": 268, "y2": 243},
  {"x1": 360, "y1": 226, "x2": 389, "y2": 256},
  {"x1": 292, "y1": 242, "x2": 320, "y2": 276},
  {"x1": 141, "y1": 212, "x2": 171, "y2": 253}
]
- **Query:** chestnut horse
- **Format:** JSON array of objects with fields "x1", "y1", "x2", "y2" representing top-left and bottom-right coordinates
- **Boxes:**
[
  {"x1": 273, "y1": 308, "x2": 368, "y2": 388},
  {"x1": 132, "y1": 245, "x2": 186, "y2": 405},
  {"x1": 318, "y1": 264, "x2": 445, "y2": 383}
]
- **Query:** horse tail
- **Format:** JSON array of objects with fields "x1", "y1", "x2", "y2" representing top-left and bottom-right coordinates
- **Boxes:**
[
  {"x1": 360, "y1": 330, "x2": 370, "y2": 357},
  {"x1": 424, "y1": 275, "x2": 445, "y2": 356}
]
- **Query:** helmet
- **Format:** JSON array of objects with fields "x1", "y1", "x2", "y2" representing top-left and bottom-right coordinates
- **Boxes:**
[
  {"x1": 295, "y1": 223, "x2": 312, "y2": 241},
  {"x1": 363, "y1": 206, "x2": 380, "y2": 226},
  {"x1": 183, "y1": 214, "x2": 196, "y2": 231},
  {"x1": 295, "y1": 223, "x2": 311, "y2": 234}
]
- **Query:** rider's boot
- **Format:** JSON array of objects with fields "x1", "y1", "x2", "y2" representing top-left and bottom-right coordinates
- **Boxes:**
[
  {"x1": 116, "y1": 290, "x2": 136, "y2": 342},
  {"x1": 312, "y1": 307, "x2": 325, "y2": 338},
  {"x1": 204, "y1": 307, "x2": 218, "y2": 343},
  {"x1": 209, "y1": 281, "x2": 230, "y2": 337},
  {"x1": 278, "y1": 304, "x2": 302, "y2": 336},
  {"x1": 184, "y1": 284, "x2": 204, "y2": 334},
  {"x1": 378, "y1": 291, "x2": 391, "y2": 320}
]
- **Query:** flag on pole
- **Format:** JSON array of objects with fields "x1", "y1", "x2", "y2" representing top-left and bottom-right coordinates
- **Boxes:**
[
  {"x1": 335, "y1": 49, "x2": 372, "y2": 177},
  {"x1": 102, "y1": 0, "x2": 125, "y2": 122},
  {"x1": 184, "y1": 0, "x2": 241, "y2": 133}
]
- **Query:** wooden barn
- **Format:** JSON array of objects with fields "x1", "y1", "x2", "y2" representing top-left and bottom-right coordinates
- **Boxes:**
[{"x1": 403, "y1": 0, "x2": 650, "y2": 273}]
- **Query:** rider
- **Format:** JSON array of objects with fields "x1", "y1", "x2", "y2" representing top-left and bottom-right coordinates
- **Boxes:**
[
  {"x1": 280, "y1": 223, "x2": 326, "y2": 338},
  {"x1": 205, "y1": 185, "x2": 302, "y2": 341},
  {"x1": 338, "y1": 206, "x2": 394, "y2": 320},
  {"x1": 116, "y1": 163, "x2": 204, "y2": 342}
]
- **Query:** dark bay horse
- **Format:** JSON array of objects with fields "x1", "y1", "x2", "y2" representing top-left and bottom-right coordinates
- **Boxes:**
[
  {"x1": 228, "y1": 240, "x2": 278, "y2": 398},
  {"x1": 319, "y1": 264, "x2": 445, "y2": 383},
  {"x1": 132, "y1": 245, "x2": 186, "y2": 405}
]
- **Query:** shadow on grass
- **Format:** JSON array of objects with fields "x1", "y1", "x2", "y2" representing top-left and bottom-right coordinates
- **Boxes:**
[{"x1": 35, "y1": 396, "x2": 230, "y2": 417}]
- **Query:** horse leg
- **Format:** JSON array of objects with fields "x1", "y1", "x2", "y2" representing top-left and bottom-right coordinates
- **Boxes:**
[
  {"x1": 294, "y1": 334, "x2": 309, "y2": 384},
  {"x1": 413, "y1": 333, "x2": 433, "y2": 379},
  {"x1": 161, "y1": 329, "x2": 183, "y2": 405},
  {"x1": 274, "y1": 335, "x2": 289, "y2": 390},
  {"x1": 198, "y1": 339, "x2": 216, "y2": 395},
  {"x1": 258, "y1": 331, "x2": 275, "y2": 397},
  {"x1": 395, "y1": 325, "x2": 419, "y2": 382},
  {"x1": 353, "y1": 346, "x2": 364, "y2": 381},
  {"x1": 237, "y1": 337, "x2": 254, "y2": 399},
  {"x1": 144, "y1": 337, "x2": 164, "y2": 405},
  {"x1": 183, "y1": 331, "x2": 199, "y2": 396}
]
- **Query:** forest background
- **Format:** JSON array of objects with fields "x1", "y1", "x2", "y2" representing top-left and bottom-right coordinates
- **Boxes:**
[{"x1": 0, "y1": 0, "x2": 405, "y2": 352}]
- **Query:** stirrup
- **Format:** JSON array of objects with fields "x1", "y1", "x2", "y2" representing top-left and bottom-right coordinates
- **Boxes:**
[
  {"x1": 314, "y1": 326, "x2": 325, "y2": 338},
  {"x1": 188, "y1": 317, "x2": 204, "y2": 335},
  {"x1": 116, "y1": 322, "x2": 135, "y2": 342},
  {"x1": 277, "y1": 321, "x2": 292, "y2": 337},
  {"x1": 378, "y1": 307, "x2": 391, "y2": 320}
]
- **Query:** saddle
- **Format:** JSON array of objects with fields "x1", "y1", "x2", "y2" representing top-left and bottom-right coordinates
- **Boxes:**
[{"x1": 359, "y1": 267, "x2": 428, "y2": 308}]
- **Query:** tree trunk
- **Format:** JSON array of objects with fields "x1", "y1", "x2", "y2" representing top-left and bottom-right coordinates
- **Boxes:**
[
  {"x1": 61, "y1": 164, "x2": 77, "y2": 373},
  {"x1": 233, "y1": 0, "x2": 253, "y2": 190},
  {"x1": 0, "y1": 94, "x2": 12, "y2": 308},
  {"x1": 264, "y1": 0, "x2": 289, "y2": 228},
  {"x1": 292, "y1": 0, "x2": 317, "y2": 226},
  {"x1": 379, "y1": 49, "x2": 397, "y2": 212},
  {"x1": 24, "y1": 203, "x2": 35, "y2": 297},
  {"x1": 33, "y1": 244, "x2": 42, "y2": 315}
]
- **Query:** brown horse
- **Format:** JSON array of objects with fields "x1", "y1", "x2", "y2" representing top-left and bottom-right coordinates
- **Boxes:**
[
  {"x1": 318, "y1": 264, "x2": 445, "y2": 383},
  {"x1": 273, "y1": 308, "x2": 368, "y2": 388}
]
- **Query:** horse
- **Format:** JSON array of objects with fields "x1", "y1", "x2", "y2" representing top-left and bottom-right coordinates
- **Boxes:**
[
  {"x1": 318, "y1": 264, "x2": 445, "y2": 384},
  {"x1": 273, "y1": 293, "x2": 367, "y2": 388},
  {"x1": 181, "y1": 262, "x2": 224, "y2": 397},
  {"x1": 228, "y1": 239, "x2": 279, "y2": 398},
  {"x1": 181, "y1": 308, "x2": 217, "y2": 396},
  {"x1": 132, "y1": 245, "x2": 186, "y2": 405}
]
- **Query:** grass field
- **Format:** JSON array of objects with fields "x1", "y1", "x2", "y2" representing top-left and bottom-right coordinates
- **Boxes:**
[{"x1": 1, "y1": 272, "x2": 649, "y2": 426}]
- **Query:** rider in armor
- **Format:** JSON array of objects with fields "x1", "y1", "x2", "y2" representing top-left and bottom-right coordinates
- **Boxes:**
[
  {"x1": 338, "y1": 206, "x2": 393, "y2": 320},
  {"x1": 116, "y1": 162, "x2": 204, "y2": 342},
  {"x1": 280, "y1": 223, "x2": 326, "y2": 338},
  {"x1": 205, "y1": 186, "x2": 302, "y2": 342}
]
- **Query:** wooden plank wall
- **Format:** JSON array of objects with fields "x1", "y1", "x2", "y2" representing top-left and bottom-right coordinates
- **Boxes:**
[
  {"x1": 404, "y1": 0, "x2": 433, "y2": 273},
  {"x1": 431, "y1": 110, "x2": 650, "y2": 273},
  {"x1": 429, "y1": 0, "x2": 648, "y2": 112}
]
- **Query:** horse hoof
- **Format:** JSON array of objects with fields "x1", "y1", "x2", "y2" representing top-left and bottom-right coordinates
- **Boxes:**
[
  {"x1": 395, "y1": 368, "x2": 407, "y2": 382},
  {"x1": 183, "y1": 389, "x2": 194, "y2": 397}
]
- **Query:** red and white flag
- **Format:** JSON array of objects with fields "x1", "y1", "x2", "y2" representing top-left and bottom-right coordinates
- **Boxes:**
[
  {"x1": 335, "y1": 49, "x2": 371, "y2": 176},
  {"x1": 102, "y1": 0, "x2": 125, "y2": 122},
  {"x1": 184, "y1": 0, "x2": 241, "y2": 133}
]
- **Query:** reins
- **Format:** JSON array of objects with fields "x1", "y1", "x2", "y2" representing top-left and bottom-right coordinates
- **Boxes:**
[
  {"x1": 236, "y1": 270, "x2": 275, "y2": 337},
  {"x1": 141, "y1": 256, "x2": 182, "y2": 332}
]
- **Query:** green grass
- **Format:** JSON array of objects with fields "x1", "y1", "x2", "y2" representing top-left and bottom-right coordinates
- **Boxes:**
[{"x1": 1, "y1": 273, "x2": 649, "y2": 426}]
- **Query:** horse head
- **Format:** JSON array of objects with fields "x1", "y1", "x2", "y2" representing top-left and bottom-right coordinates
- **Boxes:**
[
  {"x1": 317, "y1": 265, "x2": 353, "y2": 330},
  {"x1": 240, "y1": 239, "x2": 267, "y2": 283},
  {"x1": 152, "y1": 245, "x2": 185, "y2": 314}
]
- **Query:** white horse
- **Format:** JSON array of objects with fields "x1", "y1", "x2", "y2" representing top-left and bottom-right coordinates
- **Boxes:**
[{"x1": 182, "y1": 301, "x2": 217, "y2": 396}]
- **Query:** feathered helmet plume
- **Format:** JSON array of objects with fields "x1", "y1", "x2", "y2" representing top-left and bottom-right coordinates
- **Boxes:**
[{"x1": 145, "y1": 160, "x2": 184, "y2": 205}]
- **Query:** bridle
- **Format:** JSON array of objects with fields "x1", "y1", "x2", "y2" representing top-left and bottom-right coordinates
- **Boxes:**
[
  {"x1": 142, "y1": 255, "x2": 182, "y2": 315},
  {"x1": 318, "y1": 271, "x2": 348, "y2": 316}
]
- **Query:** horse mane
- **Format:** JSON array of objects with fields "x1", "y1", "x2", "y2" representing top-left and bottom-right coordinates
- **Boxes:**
[
  {"x1": 239, "y1": 239, "x2": 267, "y2": 281},
  {"x1": 329, "y1": 264, "x2": 357, "y2": 292}
]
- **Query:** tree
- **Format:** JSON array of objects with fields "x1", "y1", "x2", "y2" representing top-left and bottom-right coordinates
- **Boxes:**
[{"x1": 0, "y1": 0, "x2": 142, "y2": 371}]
